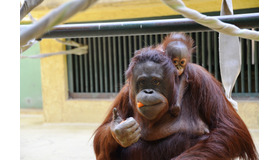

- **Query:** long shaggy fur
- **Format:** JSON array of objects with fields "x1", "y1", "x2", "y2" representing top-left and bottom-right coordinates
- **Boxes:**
[{"x1": 93, "y1": 47, "x2": 258, "y2": 160}]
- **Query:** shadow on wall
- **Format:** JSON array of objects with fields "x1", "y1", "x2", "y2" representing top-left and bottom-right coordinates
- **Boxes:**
[{"x1": 20, "y1": 43, "x2": 43, "y2": 109}]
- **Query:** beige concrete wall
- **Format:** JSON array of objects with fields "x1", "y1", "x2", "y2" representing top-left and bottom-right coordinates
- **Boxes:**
[
  {"x1": 238, "y1": 100, "x2": 259, "y2": 129},
  {"x1": 23, "y1": 0, "x2": 259, "y2": 23},
  {"x1": 40, "y1": 39, "x2": 112, "y2": 123}
]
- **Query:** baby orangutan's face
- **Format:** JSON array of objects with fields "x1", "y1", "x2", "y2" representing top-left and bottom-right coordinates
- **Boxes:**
[
  {"x1": 172, "y1": 57, "x2": 186, "y2": 76},
  {"x1": 166, "y1": 41, "x2": 189, "y2": 76}
]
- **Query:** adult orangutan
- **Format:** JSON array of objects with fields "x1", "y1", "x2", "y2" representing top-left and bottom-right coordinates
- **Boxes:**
[{"x1": 93, "y1": 47, "x2": 258, "y2": 160}]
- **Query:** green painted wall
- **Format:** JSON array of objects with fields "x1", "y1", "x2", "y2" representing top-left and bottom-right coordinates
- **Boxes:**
[{"x1": 20, "y1": 43, "x2": 43, "y2": 108}]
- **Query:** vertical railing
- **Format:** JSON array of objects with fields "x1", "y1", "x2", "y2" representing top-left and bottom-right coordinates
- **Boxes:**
[{"x1": 66, "y1": 29, "x2": 259, "y2": 98}]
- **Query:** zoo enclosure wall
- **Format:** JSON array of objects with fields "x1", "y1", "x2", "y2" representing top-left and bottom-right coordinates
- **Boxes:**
[{"x1": 28, "y1": 12, "x2": 259, "y2": 123}]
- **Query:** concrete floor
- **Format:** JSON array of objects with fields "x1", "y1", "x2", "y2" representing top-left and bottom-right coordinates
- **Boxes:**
[
  {"x1": 20, "y1": 112, "x2": 99, "y2": 160},
  {"x1": 20, "y1": 110, "x2": 259, "y2": 160}
]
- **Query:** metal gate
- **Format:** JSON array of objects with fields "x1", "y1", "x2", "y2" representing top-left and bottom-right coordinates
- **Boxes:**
[{"x1": 66, "y1": 29, "x2": 259, "y2": 99}]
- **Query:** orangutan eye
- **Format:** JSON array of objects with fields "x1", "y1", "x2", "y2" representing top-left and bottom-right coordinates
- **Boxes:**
[
  {"x1": 180, "y1": 60, "x2": 186, "y2": 65},
  {"x1": 172, "y1": 58, "x2": 179, "y2": 65},
  {"x1": 152, "y1": 79, "x2": 160, "y2": 85},
  {"x1": 139, "y1": 79, "x2": 145, "y2": 86}
]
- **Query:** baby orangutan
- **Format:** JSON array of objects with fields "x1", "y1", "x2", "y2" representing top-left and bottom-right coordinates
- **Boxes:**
[
  {"x1": 160, "y1": 33, "x2": 209, "y2": 134},
  {"x1": 161, "y1": 32, "x2": 194, "y2": 116}
]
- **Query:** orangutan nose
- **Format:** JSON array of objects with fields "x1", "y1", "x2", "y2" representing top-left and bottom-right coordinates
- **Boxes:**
[{"x1": 144, "y1": 89, "x2": 154, "y2": 94}]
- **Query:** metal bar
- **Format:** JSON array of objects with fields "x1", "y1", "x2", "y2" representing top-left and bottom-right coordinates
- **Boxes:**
[
  {"x1": 118, "y1": 36, "x2": 123, "y2": 88},
  {"x1": 241, "y1": 39, "x2": 245, "y2": 93},
  {"x1": 74, "y1": 40, "x2": 79, "y2": 92},
  {"x1": 123, "y1": 36, "x2": 128, "y2": 72},
  {"x1": 93, "y1": 38, "x2": 98, "y2": 92},
  {"x1": 66, "y1": 46, "x2": 74, "y2": 93},
  {"x1": 79, "y1": 38, "x2": 84, "y2": 92},
  {"x1": 98, "y1": 37, "x2": 103, "y2": 92},
  {"x1": 201, "y1": 32, "x2": 206, "y2": 68},
  {"x1": 88, "y1": 38, "x2": 94, "y2": 92},
  {"x1": 139, "y1": 35, "x2": 142, "y2": 49},
  {"x1": 254, "y1": 40, "x2": 259, "y2": 93},
  {"x1": 69, "y1": 92, "x2": 118, "y2": 99},
  {"x1": 234, "y1": 76, "x2": 239, "y2": 93},
  {"x1": 113, "y1": 37, "x2": 118, "y2": 92},
  {"x1": 68, "y1": 92, "x2": 259, "y2": 99},
  {"x1": 103, "y1": 37, "x2": 108, "y2": 92},
  {"x1": 247, "y1": 39, "x2": 252, "y2": 93},
  {"x1": 133, "y1": 35, "x2": 137, "y2": 52},
  {"x1": 234, "y1": 33, "x2": 239, "y2": 94},
  {"x1": 189, "y1": 32, "x2": 192, "y2": 63},
  {"x1": 160, "y1": 34, "x2": 164, "y2": 43},
  {"x1": 108, "y1": 37, "x2": 113, "y2": 93},
  {"x1": 128, "y1": 36, "x2": 132, "y2": 61},
  {"x1": 234, "y1": 52, "x2": 239, "y2": 93},
  {"x1": 144, "y1": 35, "x2": 147, "y2": 47},
  {"x1": 155, "y1": 34, "x2": 158, "y2": 45},
  {"x1": 195, "y1": 33, "x2": 200, "y2": 65},
  {"x1": 232, "y1": 93, "x2": 259, "y2": 99},
  {"x1": 214, "y1": 32, "x2": 218, "y2": 79},
  {"x1": 207, "y1": 32, "x2": 212, "y2": 73},
  {"x1": 149, "y1": 34, "x2": 153, "y2": 46},
  {"x1": 83, "y1": 38, "x2": 89, "y2": 92},
  {"x1": 35, "y1": 13, "x2": 259, "y2": 39},
  {"x1": 188, "y1": 32, "x2": 193, "y2": 63}
]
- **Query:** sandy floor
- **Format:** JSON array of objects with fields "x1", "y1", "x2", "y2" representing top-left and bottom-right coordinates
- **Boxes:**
[
  {"x1": 20, "y1": 111, "x2": 258, "y2": 160},
  {"x1": 20, "y1": 113, "x2": 98, "y2": 160}
]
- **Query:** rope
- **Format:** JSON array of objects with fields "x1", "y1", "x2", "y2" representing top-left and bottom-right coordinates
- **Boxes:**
[
  {"x1": 20, "y1": 0, "x2": 98, "y2": 48},
  {"x1": 20, "y1": 0, "x2": 44, "y2": 21},
  {"x1": 161, "y1": 0, "x2": 259, "y2": 41},
  {"x1": 20, "y1": 39, "x2": 88, "y2": 59}
]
